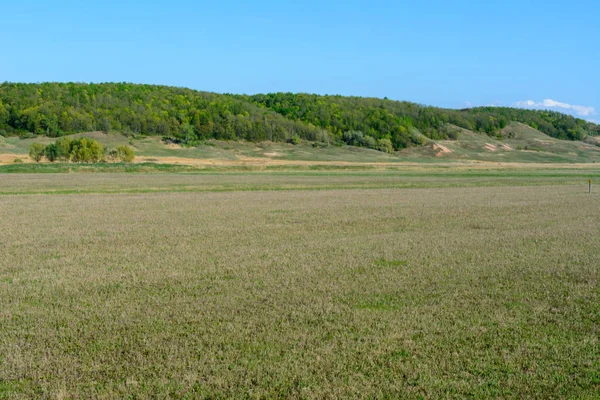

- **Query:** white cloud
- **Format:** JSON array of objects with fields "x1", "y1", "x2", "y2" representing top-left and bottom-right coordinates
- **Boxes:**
[{"x1": 515, "y1": 98, "x2": 596, "y2": 117}]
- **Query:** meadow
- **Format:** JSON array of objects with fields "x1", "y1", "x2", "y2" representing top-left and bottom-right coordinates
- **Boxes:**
[{"x1": 0, "y1": 170, "x2": 599, "y2": 398}]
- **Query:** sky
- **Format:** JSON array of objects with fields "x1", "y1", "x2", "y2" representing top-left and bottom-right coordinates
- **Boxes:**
[{"x1": 1, "y1": 0, "x2": 598, "y2": 121}]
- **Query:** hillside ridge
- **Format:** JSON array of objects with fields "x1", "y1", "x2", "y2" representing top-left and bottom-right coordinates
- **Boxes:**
[
  {"x1": 3, "y1": 121, "x2": 600, "y2": 166},
  {"x1": 0, "y1": 83, "x2": 597, "y2": 154}
]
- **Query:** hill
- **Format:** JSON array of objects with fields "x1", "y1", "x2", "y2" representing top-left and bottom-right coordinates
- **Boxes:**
[
  {"x1": 3, "y1": 122, "x2": 600, "y2": 166},
  {"x1": 398, "y1": 122, "x2": 600, "y2": 163},
  {"x1": 0, "y1": 83, "x2": 330, "y2": 143},
  {"x1": 0, "y1": 82, "x2": 598, "y2": 158},
  {"x1": 240, "y1": 93, "x2": 598, "y2": 145}
]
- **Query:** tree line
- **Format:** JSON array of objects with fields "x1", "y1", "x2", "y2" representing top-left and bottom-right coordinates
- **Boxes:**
[
  {"x1": 1, "y1": 83, "x2": 597, "y2": 152},
  {"x1": 29, "y1": 138, "x2": 135, "y2": 163}
]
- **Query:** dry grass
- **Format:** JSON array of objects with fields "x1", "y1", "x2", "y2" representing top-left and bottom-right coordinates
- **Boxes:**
[
  {"x1": 0, "y1": 175, "x2": 599, "y2": 398},
  {"x1": 0, "y1": 154, "x2": 32, "y2": 164}
]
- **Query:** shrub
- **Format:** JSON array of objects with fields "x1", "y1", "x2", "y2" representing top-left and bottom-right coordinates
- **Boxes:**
[
  {"x1": 343, "y1": 131, "x2": 365, "y2": 147},
  {"x1": 42, "y1": 138, "x2": 68, "y2": 162},
  {"x1": 445, "y1": 129, "x2": 460, "y2": 141},
  {"x1": 363, "y1": 135, "x2": 377, "y2": 149},
  {"x1": 29, "y1": 143, "x2": 45, "y2": 162},
  {"x1": 70, "y1": 138, "x2": 104, "y2": 163},
  {"x1": 13, "y1": 158, "x2": 23, "y2": 163},
  {"x1": 110, "y1": 145, "x2": 135, "y2": 162},
  {"x1": 19, "y1": 132, "x2": 35, "y2": 140},
  {"x1": 287, "y1": 135, "x2": 301, "y2": 145},
  {"x1": 117, "y1": 145, "x2": 135, "y2": 162},
  {"x1": 44, "y1": 143, "x2": 58, "y2": 162},
  {"x1": 377, "y1": 138, "x2": 394, "y2": 153},
  {"x1": 55, "y1": 137, "x2": 73, "y2": 161}
]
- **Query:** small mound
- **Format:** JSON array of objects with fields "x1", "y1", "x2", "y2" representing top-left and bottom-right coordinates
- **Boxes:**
[{"x1": 71, "y1": 131, "x2": 109, "y2": 140}]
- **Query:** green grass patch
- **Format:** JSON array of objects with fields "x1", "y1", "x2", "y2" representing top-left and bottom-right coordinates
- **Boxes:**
[{"x1": 374, "y1": 258, "x2": 408, "y2": 267}]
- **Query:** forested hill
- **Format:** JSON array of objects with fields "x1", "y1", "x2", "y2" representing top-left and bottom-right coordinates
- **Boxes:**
[
  {"x1": 0, "y1": 83, "x2": 597, "y2": 151},
  {"x1": 240, "y1": 93, "x2": 599, "y2": 146},
  {"x1": 0, "y1": 83, "x2": 330, "y2": 144}
]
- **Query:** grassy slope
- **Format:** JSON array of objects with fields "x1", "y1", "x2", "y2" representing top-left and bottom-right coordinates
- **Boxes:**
[
  {"x1": 2, "y1": 122, "x2": 600, "y2": 165},
  {"x1": 0, "y1": 132, "x2": 400, "y2": 163},
  {"x1": 399, "y1": 122, "x2": 600, "y2": 163},
  {"x1": 0, "y1": 176, "x2": 598, "y2": 398}
]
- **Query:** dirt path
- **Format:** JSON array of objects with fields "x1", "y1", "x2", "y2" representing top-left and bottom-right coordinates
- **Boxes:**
[
  {"x1": 134, "y1": 156, "x2": 600, "y2": 170},
  {"x1": 1, "y1": 152, "x2": 599, "y2": 170}
]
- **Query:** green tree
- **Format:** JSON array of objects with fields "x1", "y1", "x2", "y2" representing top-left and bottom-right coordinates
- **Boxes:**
[
  {"x1": 287, "y1": 134, "x2": 301, "y2": 145},
  {"x1": 44, "y1": 143, "x2": 58, "y2": 162},
  {"x1": 29, "y1": 143, "x2": 45, "y2": 162},
  {"x1": 0, "y1": 101, "x2": 8, "y2": 126},
  {"x1": 55, "y1": 137, "x2": 73, "y2": 161},
  {"x1": 377, "y1": 138, "x2": 394, "y2": 153},
  {"x1": 70, "y1": 138, "x2": 104, "y2": 163},
  {"x1": 177, "y1": 122, "x2": 195, "y2": 144}
]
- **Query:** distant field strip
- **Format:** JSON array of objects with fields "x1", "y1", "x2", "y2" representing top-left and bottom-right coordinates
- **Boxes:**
[{"x1": 1, "y1": 169, "x2": 599, "y2": 195}]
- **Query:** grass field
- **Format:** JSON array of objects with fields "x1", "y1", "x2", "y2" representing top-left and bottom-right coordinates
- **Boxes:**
[{"x1": 1, "y1": 171, "x2": 599, "y2": 398}]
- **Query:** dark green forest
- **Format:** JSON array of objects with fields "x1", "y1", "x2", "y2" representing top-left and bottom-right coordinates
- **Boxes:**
[{"x1": 0, "y1": 83, "x2": 597, "y2": 151}]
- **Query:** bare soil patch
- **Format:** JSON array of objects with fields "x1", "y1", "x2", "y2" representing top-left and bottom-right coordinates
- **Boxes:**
[
  {"x1": 263, "y1": 152, "x2": 283, "y2": 157},
  {"x1": 433, "y1": 143, "x2": 453, "y2": 156},
  {"x1": 0, "y1": 153, "x2": 31, "y2": 164}
]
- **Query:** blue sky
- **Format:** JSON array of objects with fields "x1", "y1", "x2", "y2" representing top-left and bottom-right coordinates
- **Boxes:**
[{"x1": 1, "y1": 0, "x2": 598, "y2": 120}]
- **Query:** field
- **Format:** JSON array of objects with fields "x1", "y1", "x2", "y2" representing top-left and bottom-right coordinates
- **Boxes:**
[{"x1": 1, "y1": 169, "x2": 599, "y2": 398}]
